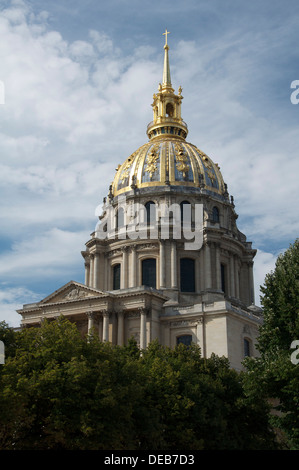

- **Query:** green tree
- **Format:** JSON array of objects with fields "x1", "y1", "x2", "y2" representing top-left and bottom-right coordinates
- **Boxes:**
[
  {"x1": 243, "y1": 239, "x2": 299, "y2": 449},
  {"x1": 137, "y1": 341, "x2": 277, "y2": 450},
  {"x1": 0, "y1": 318, "x2": 141, "y2": 449},
  {"x1": 0, "y1": 320, "x2": 17, "y2": 359},
  {"x1": 258, "y1": 238, "x2": 299, "y2": 356},
  {"x1": 0, "y1": 317, "x2": 278, "y2": 450}
]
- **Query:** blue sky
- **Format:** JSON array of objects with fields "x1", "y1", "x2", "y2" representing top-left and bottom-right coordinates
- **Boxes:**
[{"x1": 0, "y1": 0, "x2": 298, "y2": 326}]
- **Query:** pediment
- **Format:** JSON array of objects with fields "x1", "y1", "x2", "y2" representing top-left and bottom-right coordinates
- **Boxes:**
[{"x1": 40, "y1": 281, "x2": 105, "y2": 305}]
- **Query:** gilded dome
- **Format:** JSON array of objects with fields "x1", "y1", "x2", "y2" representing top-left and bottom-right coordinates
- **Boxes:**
[
  {"x1": 111, "y1": 33, "x2": 225, "y2": 199},
  {"x1": 112, "y1": 138, "x2": 225, "y2": 197}
]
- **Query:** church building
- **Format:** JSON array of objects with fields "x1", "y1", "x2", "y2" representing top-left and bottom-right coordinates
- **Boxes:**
[{"x1": 18, "y1": 33, "x2": 263, "y2": 370}]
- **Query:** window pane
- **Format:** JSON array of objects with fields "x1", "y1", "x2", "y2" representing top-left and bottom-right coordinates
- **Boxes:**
[
  {"x1": 142, "y1": 258, "x2": 156, "y2": 288},
  {"x1": 244, "y1": 338, "x2": 250, "y2": 357},
  {"x1": 212, "y1": 206, "x2": 219, "y2": 222},
  {"x1": 113, "y1": 264, "x2": 121, "y2": 290},
  {"x1": 116, "y1": 208, "x2": 124, "y2": 228},
  {"x1": 177, "y1": 335, "x2": 192, "y2": 347},
  {"x1": 180, "y1": 201, "x2": 191, "y2": 225},
  {"x1": 145, "y1": 201, "x2": 156, "y2": 225},
  {"x1": 180, "y1": 258, "x2": 195, "y2": 292},
  {"x1": 221, "y1": 263, "x2": 226, "y2": 293}
]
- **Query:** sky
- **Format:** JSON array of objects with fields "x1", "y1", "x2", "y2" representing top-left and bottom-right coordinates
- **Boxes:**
[{"x1": 0, "y1": 0, "x2": 298, "y2": 326}]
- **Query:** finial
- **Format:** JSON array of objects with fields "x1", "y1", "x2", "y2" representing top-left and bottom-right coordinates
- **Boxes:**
[
  {"x1": 162, "y1": 29, "x2": 172, "y2": 87},
  {"x1": 163, "y1": 29, "x2": 170, "y2": 48}
]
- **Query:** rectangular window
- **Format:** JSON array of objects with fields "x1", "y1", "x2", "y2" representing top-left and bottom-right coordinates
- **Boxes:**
[
  {"x1": 221, "y1": 263, "x2": 226, "y2": 293},
  {"x1": 113, "y1": 264, "x2": 121, "y2": 290},
  {"x1": 180, "y1": 258, "x2": 195, "y2": 292},
  {"x1": 142, "y1": 259, "x2": 156, "y2": 288}
]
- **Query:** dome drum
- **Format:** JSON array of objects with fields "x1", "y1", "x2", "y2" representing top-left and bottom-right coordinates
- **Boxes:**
[{"x1": 146, "y1": 120, "x2": 188, "y2": 140}]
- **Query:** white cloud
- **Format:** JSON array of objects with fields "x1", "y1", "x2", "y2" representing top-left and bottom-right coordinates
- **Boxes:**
[
  {"x1": 0, "y1": 228, "x2": 86, "y2": 282},
  {"x1": 0, "y1": 0, "x2": 298, "y2": 326},
  {"x1": 0, "y1": 285, "x2": 42, "y2": 327},
  {"x1": 253, "y1": 249, "x2": 281, "y2": 306}
]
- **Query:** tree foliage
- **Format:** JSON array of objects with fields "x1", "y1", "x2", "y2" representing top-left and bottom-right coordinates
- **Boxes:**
[
  {"x1": 0, "y1": 317, "x2": 278, "y2": 450},
  {"x1": 258, "y1": 238, "x2": 299, "y2": 357},
  {"x1": 243, "y1": 239, "x2": 299, "y2": 449}
]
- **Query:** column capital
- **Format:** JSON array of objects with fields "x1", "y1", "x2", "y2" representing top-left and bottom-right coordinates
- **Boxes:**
[
  {"x1": 86, "y1": 310, "x2": 95, "y2": 318},
  {"x1": 99, "y1": 309, "x2": 110, "y2": 318},
  {"x1": 138, "y1": 307, "x2": 148, "y2": 316}
]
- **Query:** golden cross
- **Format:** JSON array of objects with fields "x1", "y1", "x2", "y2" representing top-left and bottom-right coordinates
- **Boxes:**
[{"x1": 163, "y1": 29, "x2": 170, "y2": 46}]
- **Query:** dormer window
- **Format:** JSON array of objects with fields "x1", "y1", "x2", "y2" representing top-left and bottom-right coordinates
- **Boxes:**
[{"x1": 145, "y1": 201, "x2": 156, "y2": 225}]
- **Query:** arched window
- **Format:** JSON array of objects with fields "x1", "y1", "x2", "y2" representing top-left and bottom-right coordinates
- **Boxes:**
[
  {"x1": 142, "y1": 258, "x2": 156, "y2": 289},
  {"x1": 180, "y1": 258, "x2": 195, "y2": 292},
  {"x1": 212, "y1": 206, "x2": 220, "y2": 223},
  {"x1": 166, "y1": 102, "x2": 174, "y2": 117},
  {"x1": 113, "y1": 264, "x2": 121, "y2": 290},
  {"x1": 180, "y1": 200, "x2": 191, "y2": 226},
  {"x1": 145, "y1": 201, "x2": 156, "y2": 225},
  {"x1": 244, "y1": 338, "x2": 251, "y2": 357},
  {"x1": 177, "y1": 335, "x2": 192, "y2": 347}
]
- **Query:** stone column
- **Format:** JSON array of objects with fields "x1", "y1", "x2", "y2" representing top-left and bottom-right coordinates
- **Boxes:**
[
  {"x1": 171, "y1": 242, "x2": 177, "y2": 288},
  {"x1": 235, "y1": 257, "x2": 240, "y2": 299},
  {"x1": 117, "y1": 311, "x2": 124, "y2": 346},
  {"x1": 140, "y1": 308, "x2": 147, "y2": 349},
  {"x1": 130, "y1": 245, "x2": 137, "y2": 287},
  {"x1": 204, "y1": 242, "x2": 212, "y2": 289},
  {"x1": 215, "y1": 243, "x2": 221, "y2": 290},
  {"x1": 230, "y1": 254, "x2": 235, "y2": 297},
  {"x1": 87, "y1": 311, "x2": 95, "y2": 335},
  {"x1": 102, "y1": 312, "x2": 109, "y2": 342},
  {"x1": 90, "y1": 255, "x2": 94, "y2": 288},
  {"x1": 84, "y1": 260, "x2": 90, "y2": 286},
  {"x1": 121, "y1": 247, "x2": 128, "y2": 289},
  {"x1": 159, "y1": 240, "x2": 166, "y2": 288},
  {"x1": 98, "y1": 316, "x2": 103, "y2": 341},
  {"x1": 248, "y1": 261, "x2": 254, "y2": 304},
  {"x1": 197, "y1": 316, "x2": 206, "y2": 358},
  {"x1": 196, "y1": 318, "x2": 205, "y2": 354},
  {"x1": 93, "y1": 253, "x2": 100, "y2": 290},
  {"x1": 196, "y1": 319, "x2": 202, "y2": 347},
  {"x1": 104, "y1": 255, "x2": 108, "y2": 290}
]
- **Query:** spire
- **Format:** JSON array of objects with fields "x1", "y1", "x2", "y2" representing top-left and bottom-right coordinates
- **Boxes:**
[
  {"x1": 146, "y1": 31, "x2": 188, "y2": 141},
  {"x1": 162, "y1": 29, "x2": 172, "y2": 88}
]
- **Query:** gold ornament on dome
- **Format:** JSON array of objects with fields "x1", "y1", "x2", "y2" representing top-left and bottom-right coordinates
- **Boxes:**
[
  {"x1": 145, "y1": 144, "x2": 160, "y2": 179},
  {"x1": 120, "y1": 156, "x2": 134, "y2": 183},
  {"x1": 202, "y1": 155, "x2": 212, "y2": 169},
  {"x1": 207, "y1": 168, "x2": 216, "y2": 186},
  {"x1": 175, "y1": 143, "x2": 189, "y2": 178}
]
